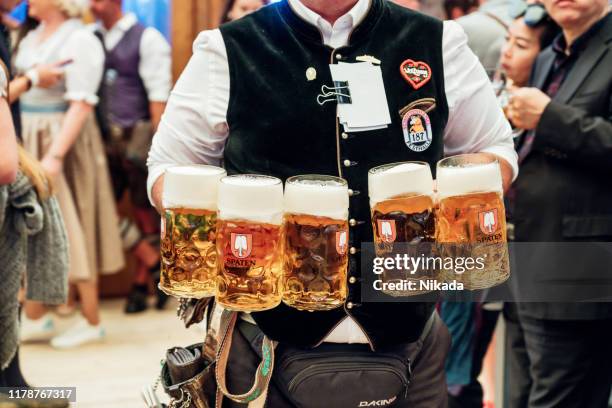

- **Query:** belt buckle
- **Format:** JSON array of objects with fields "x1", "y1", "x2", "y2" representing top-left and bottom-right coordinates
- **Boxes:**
[{"x1": 110, "y1": 124, "x2": 125, "y2": 142}]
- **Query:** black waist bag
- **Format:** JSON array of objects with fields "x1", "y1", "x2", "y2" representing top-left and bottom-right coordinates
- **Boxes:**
[{"x1": 238, "y1": 321, "x2": 412, "y2": 408}]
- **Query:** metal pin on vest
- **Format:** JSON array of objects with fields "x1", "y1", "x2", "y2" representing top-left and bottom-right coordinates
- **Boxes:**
[{"x1": 306, "y1": 67, "x2": 317, "y2": 81}]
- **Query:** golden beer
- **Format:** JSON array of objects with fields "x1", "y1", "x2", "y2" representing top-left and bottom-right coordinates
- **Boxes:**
[
  {"x1": 436, "y1": 154, "x2": 510, "y2": 289},
  {"x1": 282, "y1": 175, "x2": 349, "y2": 311},
  {"x1": 159, "y1": 165, "x2": 226, "y2": 298},
  {"x1": 368, "y1": 162, "x2": 437, "y2": 296},
  {"x1": 160, "y1": 208, "x2": 218, "y2": 298},
  {"x1": 216, "y1": 219, "x2": 283, "y2": 311},
  {"x1": 216, "y1": 174, "x2": 284, "y2": 311}
]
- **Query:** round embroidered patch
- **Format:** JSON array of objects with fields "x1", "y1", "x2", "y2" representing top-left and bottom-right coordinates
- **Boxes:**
[{"x1": 402, "y1": 109, "x2": 432, "y2": 152}]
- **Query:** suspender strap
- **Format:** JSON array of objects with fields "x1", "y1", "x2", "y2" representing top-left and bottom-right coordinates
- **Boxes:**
[{"x1": 215, "y1": 309, "x2": 276, "y2": 408}]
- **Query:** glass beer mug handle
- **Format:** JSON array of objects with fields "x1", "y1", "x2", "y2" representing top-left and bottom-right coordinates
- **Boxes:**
[{"x1": 215, "y1": 310, "x2": 276, "y2": 405}]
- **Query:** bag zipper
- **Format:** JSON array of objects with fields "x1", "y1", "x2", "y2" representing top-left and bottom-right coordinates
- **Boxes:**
[
  {"x1": 280, "y1": 350, "x2": 407, "y2": 371},
  {"x1": 287, "y1": 362, "x2": 409, "y2": 397}
]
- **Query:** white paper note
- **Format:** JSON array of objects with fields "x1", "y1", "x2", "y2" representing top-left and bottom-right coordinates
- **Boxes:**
[{"x1": 329, "y1": 62, "x2": 392, "y2": 132}]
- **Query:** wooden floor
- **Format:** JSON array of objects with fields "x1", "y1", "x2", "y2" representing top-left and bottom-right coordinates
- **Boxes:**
[{"x1": 20, "y1": 299, "x2": 204, "y2": 408}]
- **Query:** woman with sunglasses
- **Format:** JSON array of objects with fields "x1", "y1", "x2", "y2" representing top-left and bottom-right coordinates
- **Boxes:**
[{"x1": 500, "y1": 2, "x2": 560, "y2": 89}]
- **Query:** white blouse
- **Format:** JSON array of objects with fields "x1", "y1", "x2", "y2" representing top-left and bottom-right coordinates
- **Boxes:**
[{"x1": 15, "y1": 19, "x2": 105, "y2": 108}]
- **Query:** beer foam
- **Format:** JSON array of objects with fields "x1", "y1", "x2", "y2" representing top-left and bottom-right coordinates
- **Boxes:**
[
  {"x1": 368, "y1": 162, "x2": 433, "y2": 206},
  {"x1": 436, "y1": 161, "x2": 502, "y2": 198},
  {"x1": 218, "y1": 174, "x2": 284, "y2": 224},
  {"x1": 162, "y1": 165, "x2": 226, "y2": 210},
  {"x1": 284, "y1": 177, "x2": 349, "y2": 220}
]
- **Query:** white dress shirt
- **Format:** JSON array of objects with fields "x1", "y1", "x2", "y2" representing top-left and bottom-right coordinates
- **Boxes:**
[
  {"x1": 147, "y1": 0, "x2": 518, "y2": 344},
  {"x1": 94, "y1": 13, "x2": 172, "y2": 102}
]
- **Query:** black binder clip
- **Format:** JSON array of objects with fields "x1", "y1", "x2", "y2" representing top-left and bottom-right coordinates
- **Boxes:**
[{"x1": 317, "y1": 81, "x2": 352, "y2": 105}]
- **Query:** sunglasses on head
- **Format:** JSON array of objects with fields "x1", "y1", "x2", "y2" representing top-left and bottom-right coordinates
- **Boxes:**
[{"x1": 509, "y1": 1, "x2": 549, "y2": 27}]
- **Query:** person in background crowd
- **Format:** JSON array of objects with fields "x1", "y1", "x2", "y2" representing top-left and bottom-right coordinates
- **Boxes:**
[
  {"x1": 500, "y1": 2, "x2": 560, "y2": 87},
  {"x1": 506, "y1": 0, "x2": 612, "y2": 406},
  {"x1": 442, "y1": 7, "x2": 560, "y2": 408},
  {"x1": 0, "y1": 63, "x2": 69, "y2": 407},
  {"x1": 498, "y1": 15, "x2": 560, "y2": 405},
  {"x1": 220, "y1": 0, "x2": 267, "y2": 24},
  {"x1": 0, "y1": 0, "x2": 66, "y2": 388},
  {"x1": 444, "y1": 0, "x2": 479, "y2": 20},
  {"x1": 457, "y1": 0, "x2": 512, "y2": 70},
  {"x1": 420, "y1": 0, "x2": 447, "y2": 19},
  {"x1": 0, "y1": 61, "x2": 22, "y2": 391},
  {"x1": 15, "y1": 0, "x2": 125, "y2": 349},
  {"x1": 90, "y1": 0, "x2": 172, "y2": 314}
]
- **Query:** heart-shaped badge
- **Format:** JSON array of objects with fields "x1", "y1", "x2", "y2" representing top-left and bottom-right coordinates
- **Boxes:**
[{"x1": 400, "y1": 59, "x2": 432, "y2": 90}]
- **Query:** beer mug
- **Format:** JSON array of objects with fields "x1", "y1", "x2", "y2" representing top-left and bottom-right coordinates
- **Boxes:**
[
  {"x1": 436, "y1": 153, "x2": 510, "y2": 289},
  {"x1": 283, "y1": 175, "x2": 349, "y2": 311},
  {"x1": 368, "y1": 162, "x2": 437, "y2": 295},
  {"x1": 216, "y1": 174, "x2": 284, "y2": 312},
  {"x1": 160, "y1": 165, "x2": 226, "y2": 298}
]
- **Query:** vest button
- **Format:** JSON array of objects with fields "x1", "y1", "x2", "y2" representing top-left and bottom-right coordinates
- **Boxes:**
[
  {"x1": 341, "y1": 132, "x2": 348, "y2": 140},
  {"x1": 349, "y1": 247, "x2": 357, "y2": 255},
  {"x1": 349, "y1": 219, "x2": 357, "y2": 227},
  {"x1": 336, "y1": 53, "x2": 343, "y2": 60},
  {"x1": 343, "y1": 159, "x2": 351, "y2": 167},
  {"x1": 349, "y1": 276, "x2": 357, "y2": 284},
  {"x1": 346, "y1": 301, "x2": 354, "y2": 309}
]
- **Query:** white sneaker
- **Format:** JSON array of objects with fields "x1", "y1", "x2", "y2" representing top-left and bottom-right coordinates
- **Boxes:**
[
  {"x1": 20, "y1": 313, "x2": 55, "y2": 342},
  {"x1": 50, "y1": 318, "x2": 105, "y2": 349}
]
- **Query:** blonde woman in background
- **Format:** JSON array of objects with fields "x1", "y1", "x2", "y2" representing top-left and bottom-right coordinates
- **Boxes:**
[
  {"x1": 1, "y1": 61, "x2": 68, "y2": 404},
  {"x1": 15, "y1": 0, "x2": 124, "y2": 349}
]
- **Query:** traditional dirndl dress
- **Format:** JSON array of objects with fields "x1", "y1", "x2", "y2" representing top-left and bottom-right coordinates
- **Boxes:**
[{"x1": 16, "y1": 19, "x2": 125, "y2": 282}]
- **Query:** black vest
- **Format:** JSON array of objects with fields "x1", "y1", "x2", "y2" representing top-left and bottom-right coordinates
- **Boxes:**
[{"x1": 220, "y1": 0, "x2": 448, "y2": 349}]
